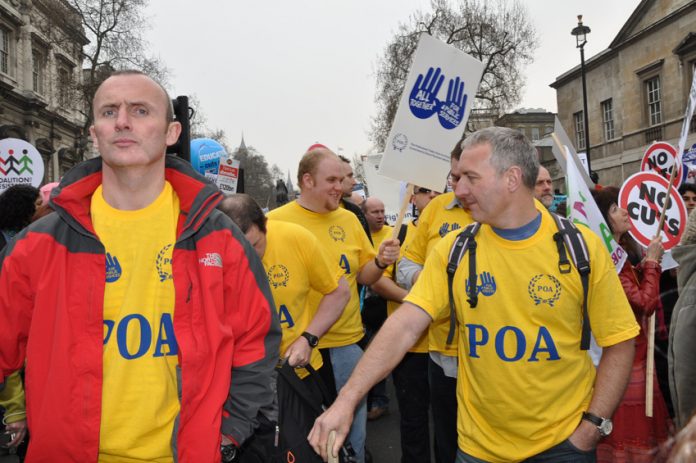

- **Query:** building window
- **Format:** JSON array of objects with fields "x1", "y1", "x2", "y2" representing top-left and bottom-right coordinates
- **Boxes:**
[
  {"x1": 32, "y1": 49, "x2": 44, "y2": 94},
  {"x1": 646, "y1": 76, "x2": 662, "y2": 126},
  {"x1": 601, "y1": 99, "x2": 615, "y2": 141},
  {"x1": 574, "y1": 111, "x2": 585, "y2": 150},
  {"x1": 0, "y1": 26, "x2": 9, "y2": 74},
  {"x1": 531, "y1": 127, "x2": 540, "y2": 141},
  {"x1": 57, "y1": 66, "x2": 72, "y2": 106}
]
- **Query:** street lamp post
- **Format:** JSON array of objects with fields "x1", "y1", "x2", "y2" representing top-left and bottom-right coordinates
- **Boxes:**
[{"x1": 571, "y1": 15, "x2": 592, "y2": 179}]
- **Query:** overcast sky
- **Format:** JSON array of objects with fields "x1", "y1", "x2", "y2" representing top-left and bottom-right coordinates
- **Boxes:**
[{"x1": 144, "y1": 0, "x2": 639, "y2": 178}]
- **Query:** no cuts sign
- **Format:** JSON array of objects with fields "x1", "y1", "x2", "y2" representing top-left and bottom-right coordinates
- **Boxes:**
[
  {"x1": 618, "y1": 172, "x2": 687, "y2": 250},
  {"x1": 640, "y1": 141, "x2": 685, "y2": 188}
]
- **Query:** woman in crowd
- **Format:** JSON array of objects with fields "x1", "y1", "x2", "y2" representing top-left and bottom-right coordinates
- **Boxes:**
[{"x1": 593, "y1": 186, "x2": 672, "y2": 462}]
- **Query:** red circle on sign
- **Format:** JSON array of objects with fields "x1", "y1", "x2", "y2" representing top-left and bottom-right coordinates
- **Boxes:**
[
  {"x1": 618, "y1": 172, "x2": 687, "y2": 250},
  {"x1": 640, "y1": 141, "x2": 683, "y2": 188}
]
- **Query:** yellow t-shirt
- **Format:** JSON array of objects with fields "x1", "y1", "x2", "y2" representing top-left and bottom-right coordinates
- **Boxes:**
[
  {"x1": 263, "y1": 221, "x2": 342, "y2": 371},
  {"x1": 385, "y1": 221, "x2": 427, "y2": 353},
  {"x1": 405, "y1": 207, "x2": 639, "y2": 462},
  {"x1": 92, "y1": 182, "x2": 180, "y2": 463},
  {"x1": 370, "y1": 225, "x2": 393, "y2": 248},
  {"x1": 402, "y1": 192, "x2": 473, "y2": 355},
  {"x1": 268, "y1": 201, "x2": 375, "y2": 348}
]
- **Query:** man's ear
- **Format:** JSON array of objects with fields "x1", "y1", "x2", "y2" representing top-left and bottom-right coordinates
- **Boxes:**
[
  {"x1": 165, "y1": 121, "x2": 182, "y2": 146},
  {"x1": 506, "y1": 166, "x2": 523, "y2": 192},
  {"x1": 302, "y1": 173, "x2": 314, "y2": 189}
]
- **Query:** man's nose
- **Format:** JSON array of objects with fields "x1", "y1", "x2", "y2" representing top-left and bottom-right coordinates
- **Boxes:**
[{"x1": 115, "y1": 108, "x2": 131, "y2": 131}]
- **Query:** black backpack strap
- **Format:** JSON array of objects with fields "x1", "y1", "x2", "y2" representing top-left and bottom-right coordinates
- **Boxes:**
[
  {"x1": 445, "y1": 222, "x2": 481, "y2": 345},
  {"x1": 550, "y1": 213, "x2": 592, "y2": 351},
  {"x1": 277, "y1": 362, "x2": 333, "y2": 415}
]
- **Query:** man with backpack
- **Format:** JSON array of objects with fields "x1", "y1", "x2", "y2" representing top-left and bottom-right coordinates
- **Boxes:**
[{"x1": 309, "y1": 127, "x2": 639, "y2": 462}]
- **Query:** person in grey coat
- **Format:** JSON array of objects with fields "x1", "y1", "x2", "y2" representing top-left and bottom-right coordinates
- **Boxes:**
[{"x1": 669, "y1": 208, "x2": 696, "y2": 429}]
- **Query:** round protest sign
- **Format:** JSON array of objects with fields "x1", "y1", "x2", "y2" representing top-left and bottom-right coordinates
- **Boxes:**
[
  {"x1": 190, "y1": 138, "x2": 227, "y2": 177},
  {"x1": 0, "y1": 138, "x2": 45, "y2": 193},
  {"x1": 618, "y1": 172, "x2": 687, "y2": 250},
  {"x1": 640, "y1": 141, "x2": 683, "y2": 188}
]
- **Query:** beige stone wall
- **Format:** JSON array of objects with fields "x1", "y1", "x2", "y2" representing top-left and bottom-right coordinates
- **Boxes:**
[{"x1": 554, "y1": 0, "x2": 696, "y2": 186}]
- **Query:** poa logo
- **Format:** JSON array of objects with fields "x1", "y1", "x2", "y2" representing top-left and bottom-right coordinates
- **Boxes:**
[
  {"x1": 156, "y1": 244, "x2": 173, "y2": 282},
  {"x1": 528, "y1": 274, "x2": 562, "y2": 307},
  {"x1": 329, "y1": 225, "x2": 346, "y2": 242},
  {"x1": 267, "y1": 264, "x2": 290, "y2": 288},
  {"x1": 391, "y1": 133, "x2": 408, "y2": 152},
  {"x1": 0, "y1": 138, "x2": 45, "y2": 193}
]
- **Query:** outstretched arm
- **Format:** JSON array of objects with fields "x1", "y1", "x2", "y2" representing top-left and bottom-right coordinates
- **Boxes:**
[
  {"x1": 307, "y1": 303, "x2": 431, "y2": 461},
  {"x1": 284, "y1": 278, "x2": 350, "y2": 367}
]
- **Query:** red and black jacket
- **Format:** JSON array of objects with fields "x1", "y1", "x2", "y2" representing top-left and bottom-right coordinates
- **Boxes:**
[{"x1": 0, "y1": 155, "x2": 281, "y2": 463}]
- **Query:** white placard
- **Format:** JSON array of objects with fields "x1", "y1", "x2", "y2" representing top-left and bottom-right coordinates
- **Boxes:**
[
  {"x1": 363, "y1": 154, "x2": 414, "y2": 225},
  {"x1": 216, "y1": 157, "x2": 240, "y2": 195},
  {"x1": 0, "y1": 138, "x2": 45, "y2": 193},
  {"x1": 379, "y1": 34, "x2": 485, "y2": 192}
]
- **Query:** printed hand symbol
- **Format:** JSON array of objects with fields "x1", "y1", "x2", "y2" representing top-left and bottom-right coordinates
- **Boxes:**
[
  {"x1": 438, "y1": 77, "x2": 467, "y2": 130},
  {"x1": 409, "y1": 67, "x2": 444, "y2": 119},
  {"x1": 105, "y1": 252, "x2": 122, "y2": 283},
  {"x1": 479, "y1": 271, "x2": 496, "y2": 296}
]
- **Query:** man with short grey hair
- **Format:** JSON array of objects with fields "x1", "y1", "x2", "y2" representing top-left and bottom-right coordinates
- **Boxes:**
[{"x1": 309, "y1": 126, "x2": 638, "y2": 463}]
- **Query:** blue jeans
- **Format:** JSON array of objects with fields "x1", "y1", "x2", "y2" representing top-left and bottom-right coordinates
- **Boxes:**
[
  {"x1": 329, "y1": 344, "x2": 367, "y2": 463},
  {"x1": 455, "y1": 439, "x2": 596, "y2": 463}
]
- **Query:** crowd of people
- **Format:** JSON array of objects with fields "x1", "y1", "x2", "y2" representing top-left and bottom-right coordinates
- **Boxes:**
[{"x1": 1, "y1": 69, "x2": 696, "y2": 463}]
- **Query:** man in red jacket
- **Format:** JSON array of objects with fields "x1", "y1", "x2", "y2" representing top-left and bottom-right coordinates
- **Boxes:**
[{"x1": 0, "y1": 70, "x2": 281, "y2": 463}]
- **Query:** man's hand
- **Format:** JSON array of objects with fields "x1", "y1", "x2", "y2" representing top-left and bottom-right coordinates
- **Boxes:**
[
  {"x1": 285, "y1": 337, "x2": 312, "y2": 367},
  {"x1": 4, "y1": 419, "x2": 26, "y2": 448},
  {"x1": 308, "y1": 398, "x2": 355, "y2": 462},
  {"x1": 377, "y1": 238, "x2": 401, "y2": 267},
  {"x1": 568, "y1": 419, "x2": 600, "y2": 452}
]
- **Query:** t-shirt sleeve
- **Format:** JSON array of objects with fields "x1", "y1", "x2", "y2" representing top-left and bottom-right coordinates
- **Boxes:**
[
  {"x1": 583, "y1": 231, "x2": 640, "y2": 347},
  {"x1": 403, "y1": 233, "x2": 453, "y2": 322}
]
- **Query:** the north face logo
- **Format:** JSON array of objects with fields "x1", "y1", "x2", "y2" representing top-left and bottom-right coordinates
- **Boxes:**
[{"x1": 199, "y1": 253, "x2": 223, "y2": 268}]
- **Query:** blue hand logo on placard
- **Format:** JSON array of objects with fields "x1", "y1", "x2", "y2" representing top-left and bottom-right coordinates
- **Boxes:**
[
  {"x1": 409, "y1": 67, "x2": 444, "y2": 119},
  {"x1": 438, "y1": 77, "x2": 467, "y2": 130}
]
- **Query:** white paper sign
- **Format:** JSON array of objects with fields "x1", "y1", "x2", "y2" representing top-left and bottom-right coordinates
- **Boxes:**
[
  {"x1": 0, "y1": 138, "x2": 45, "y2": 193},
  {"x1": 379, "y1": 34, "x2": 485, "y2": 192},
  {"x1": 216, "y1": 158, "x2": 240, "y2": 195},
  {"x1": 363, "y1": 154, "x2": 414, "y2": 225}
]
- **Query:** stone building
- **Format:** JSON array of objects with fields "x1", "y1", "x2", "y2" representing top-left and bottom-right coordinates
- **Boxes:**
[
  {"x1": 551, "y1": 0, "x2": 696, "y2": 187},
  {"x1": 0, "y1": 0, "x2": 87, "y2": 183}
]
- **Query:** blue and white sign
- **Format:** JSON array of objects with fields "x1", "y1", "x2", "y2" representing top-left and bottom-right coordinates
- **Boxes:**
[
  {"x1": 190, "y1": 138, "x2": 228, "y2": 178},
  {"x1": 379, "y1": 34, "x2": 485, "y2": 192}
]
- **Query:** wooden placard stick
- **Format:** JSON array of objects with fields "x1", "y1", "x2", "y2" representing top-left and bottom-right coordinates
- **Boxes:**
[{"x1": 392, "y1": 183, "x2": 414, "y2": 241}]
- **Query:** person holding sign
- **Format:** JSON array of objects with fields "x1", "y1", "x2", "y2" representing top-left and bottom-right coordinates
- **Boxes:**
[
  {"x1": 592, "y1": 187, "x2": 672, "y2": 462},
  {"x1": 397, "y1": 141, "x2": 473, "y2": 463},
  {"x1": 309, "y1": 127, "x2": 638, "y2": 463}
]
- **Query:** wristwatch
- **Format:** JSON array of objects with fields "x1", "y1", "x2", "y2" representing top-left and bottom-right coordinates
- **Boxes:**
[
  {"x1": 301, "y1": 331, "x2": 319, "y2": 348},
  {"x1": 582, "y1": 411, "x2": 613, "y2": 437}
]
